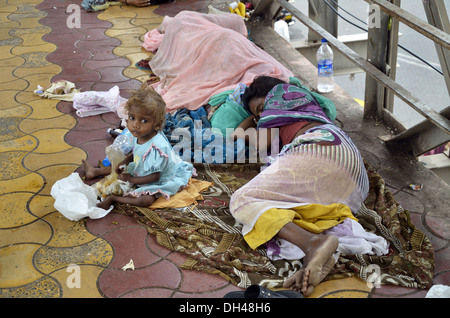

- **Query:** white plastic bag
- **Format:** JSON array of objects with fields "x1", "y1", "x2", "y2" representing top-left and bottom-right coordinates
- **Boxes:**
[
  {"x1": 51, "y1": 173, "x2": 113, "y2": 221},
  {"x1": 426, "y1": 284, "x2": 450, "y2": 298}
]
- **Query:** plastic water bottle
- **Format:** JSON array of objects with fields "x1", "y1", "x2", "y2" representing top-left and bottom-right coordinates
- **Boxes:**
[
  {"x1": 317, "y1": 39, "x2": 334, "y2": 93},
  {"x1": 113, "y1": 128, "x2": 133, "y2": 154},
  {"x1": 102, "y1": 128, "x2": 133, "y2": 166}
]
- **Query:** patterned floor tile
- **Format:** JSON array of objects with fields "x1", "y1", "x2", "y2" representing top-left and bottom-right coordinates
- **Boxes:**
[
  {"x1": 20, "y1": 115, "x2": 76, "y2": 134},
  {"x1": 121, "y1": 288, "x2": 174, "y2": 298},
  {"x1": 51, "y1": 265, "x2": 104, "y2": 298},
  {"x1": 34, "y1": 238, "x2": 113, "y2": 274},
  {"x1": 0, "y1": 151, "x2": 30, "y2": 179},
  {"x1": 0, "y1": 91, "x2": 23, "y2": 110},
  {"x1": 30, "y1": 131, "x2": 71, "y2": 155},
  {"x1": 307, "y1": 276, "x2": 371, "y2": 298},
  {"x1": 0, "y1": 134, "x2": 37, "y2": 153},
  {"x1": 0, "y1": 276, "x2": 61, "y2": 298},
  {"x1": 0, "y1": 219, "x2": 52, "y2": 247},
  {"x1": 0, "y1": 0, "x2": 115, "y2": 299},
  {"x1": 173, "y1": 284, "x2": 243, "y2": 298},
  {"x1": 28, "y1": 194, "x2": 56, "y2": 218},
  {"x1": 0, "y1": 244, "x2": 43, "y2": 288},
  {"x1": 100, "y1": 226, "x2": 162, "y2": 270},
  {"x1": 0, "y1": 172, "x2": 44, "y2": 194},
  {"x1": 11, "y1": 42, "x2": 56, "y2": 56},
  {"x1": 98, "y1": 260, "x2": 182, "y2": 298},
  {"x1": 42, "y1": 212, "x2": 100, "y2": 247},
  {"x1": 0, "y1": 70, "x2": 19, "y2": 84},
  {"x1": 0, "y1": 193, "x2": 38, "y2": 228},
  {"x1": 178, "y1": 270, "x2": 234, "y2": 294}
]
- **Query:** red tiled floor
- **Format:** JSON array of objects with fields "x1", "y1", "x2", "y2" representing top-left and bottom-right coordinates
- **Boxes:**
[
  {"x1": 101, "y1": 227, "x2": 162, "y2": 270},
  {"x1": 98, "y1": 261, "x2": 182, "y2": 298},
  {"x1": 371, "y1": 285, "x2": 429, "y2": 298}
]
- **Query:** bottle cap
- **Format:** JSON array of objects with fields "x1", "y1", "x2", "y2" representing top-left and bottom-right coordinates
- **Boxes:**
[
  {"x1": 102, "y1": 157, "x2": 111, "y2": 167},
  {"x1": 321, "y1": 38, "x2": 327, "y2": 43}
]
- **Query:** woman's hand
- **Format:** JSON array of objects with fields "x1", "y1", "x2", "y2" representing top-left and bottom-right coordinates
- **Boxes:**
[
  {"x1": 240, "y1": 115, "x2": 258, "y2": 130},
  {"x1": 230, "y1": 114, "x2": 274, "y2": 154},
  {"x1": 230, "y1": 115, "x2": 258, "y2": 144}
]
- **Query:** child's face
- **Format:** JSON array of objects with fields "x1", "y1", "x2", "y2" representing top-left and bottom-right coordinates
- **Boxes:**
[{"x1": 127, "y1": 104, "x2": 161, "y2": 143}]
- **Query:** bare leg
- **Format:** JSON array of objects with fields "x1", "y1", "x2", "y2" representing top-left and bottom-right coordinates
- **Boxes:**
[
  {"x1": 278, "y1": 222, "x2": 338, "y2": 296},
  {"x1": 82, "y1": 159, "x2": 111, "y2": 180},
  {"x1": 97, "y1": 194, "x2": 156, "y2": 210}
]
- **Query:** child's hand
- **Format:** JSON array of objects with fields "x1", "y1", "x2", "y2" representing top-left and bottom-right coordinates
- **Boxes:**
[
  {"x1": 115, "y1": 164, "x2": 127, "y2": 175},
  {"x1": 118, "y1": 173, "x2": 133, "y2": 182}
]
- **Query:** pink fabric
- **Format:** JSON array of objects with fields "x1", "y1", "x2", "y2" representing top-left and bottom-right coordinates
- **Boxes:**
[
  {"x1": 142, "y1": 29, "x2": 164, "y2": 52},
  {"x1": 142, "y1": 11, "x2": 294, "y2": 113}
]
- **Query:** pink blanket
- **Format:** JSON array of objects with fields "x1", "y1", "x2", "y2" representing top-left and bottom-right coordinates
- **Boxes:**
[{"x1": 143, "y1": 11, "x2": 294, "y2": 113}]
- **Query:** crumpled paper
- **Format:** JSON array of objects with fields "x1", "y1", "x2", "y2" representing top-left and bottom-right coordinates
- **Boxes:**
[{"x1": 122, "y1": 259, "x2": 135, "y2": 271}]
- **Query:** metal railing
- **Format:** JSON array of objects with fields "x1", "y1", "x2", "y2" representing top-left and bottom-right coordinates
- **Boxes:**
[{"x1": 250, "y1": 0, "x2": 450, "y2": 156}]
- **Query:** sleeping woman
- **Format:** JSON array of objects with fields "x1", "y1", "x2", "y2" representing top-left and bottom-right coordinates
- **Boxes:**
[{"x1": 230, "y1": 76, "x2": 369, "y2": 296}]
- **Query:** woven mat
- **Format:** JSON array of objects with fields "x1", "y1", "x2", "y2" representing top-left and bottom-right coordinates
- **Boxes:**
[{"x1": 115, "y1": 162, "x2": 434, "y2": 290}]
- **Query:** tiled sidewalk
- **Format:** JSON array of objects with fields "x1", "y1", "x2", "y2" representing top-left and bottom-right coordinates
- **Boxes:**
[{"x1": 0, "y1": 0, "x2": 448, "y2": 298}]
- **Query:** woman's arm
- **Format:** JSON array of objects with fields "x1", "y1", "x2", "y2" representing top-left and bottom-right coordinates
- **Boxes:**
[{"x1": 230, "y1": 115, "x2": 274, "y2": 154}]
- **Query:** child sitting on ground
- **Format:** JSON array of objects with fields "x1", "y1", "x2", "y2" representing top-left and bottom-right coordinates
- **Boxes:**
[{"x1": 95, "y1": 85, "x2": 193, "y2": 209}]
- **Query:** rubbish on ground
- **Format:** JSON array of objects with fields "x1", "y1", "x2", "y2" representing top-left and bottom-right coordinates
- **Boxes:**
[
  {"x1": 409, "y1": 184, "x2": 423, "y2": 191},
  {"x1": 122, "y1": 259, "x2": 135, "y2": 271},
  {"x1": 229, "y1": 1, "x2": 246, "y2": 18},
  {"x1": 51, "y1": 173, "x2": 113, "y2": 221},
  {"x1": 34, "y1": 80, "x2": 80, "y2": 101},
  {"x1": 426, "y1": 284, "x2": 450, "y2": 298},
  {"x1": 72, "y1": 85, "x2": 127, "y2": 117}
]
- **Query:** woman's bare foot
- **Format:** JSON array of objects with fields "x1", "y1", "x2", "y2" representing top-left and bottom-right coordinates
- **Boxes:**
[
  {"x1": 283, "y1": 234, "x2": 338, "y2": 296},
  {"x1": 282, "y1": 269, "x2": 314, "y2": 295}
]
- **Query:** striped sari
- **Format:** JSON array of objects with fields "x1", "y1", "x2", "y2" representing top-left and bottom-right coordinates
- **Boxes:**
[{"x1": 229, "y1": 85, "x2": 369, "y2": 249}]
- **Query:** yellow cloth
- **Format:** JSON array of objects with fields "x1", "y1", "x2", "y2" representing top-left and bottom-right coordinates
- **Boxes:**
[
  {"x1": 244, "y1": 203, "x2": 358, "y2": 249},
  {"x1": 149, "y1": 178, "x2": 213, "y2": 209}
]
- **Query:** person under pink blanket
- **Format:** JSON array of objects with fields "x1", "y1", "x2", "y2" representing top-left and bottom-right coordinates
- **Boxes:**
[{"x1": 142, "y1": 11, "x2": 294, "y2": 113}]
